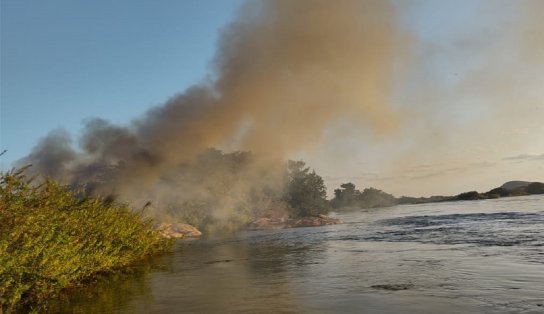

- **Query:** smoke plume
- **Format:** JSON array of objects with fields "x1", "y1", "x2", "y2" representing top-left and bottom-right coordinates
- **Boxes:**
[{"x1": 19, "y1": 0, "x2": 411, "y2": 223}]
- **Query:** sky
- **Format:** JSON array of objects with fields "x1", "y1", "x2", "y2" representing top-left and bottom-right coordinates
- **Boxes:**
[{"x1": 1, "y1": 0, "x2": 543, "y2": 197}]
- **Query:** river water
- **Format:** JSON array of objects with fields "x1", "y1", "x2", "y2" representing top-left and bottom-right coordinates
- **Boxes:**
[{"x1": 54, "y1": 195, "x2": 544, "y2": 313}]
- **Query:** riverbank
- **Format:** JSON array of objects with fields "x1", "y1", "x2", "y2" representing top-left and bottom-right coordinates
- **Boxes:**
[{"x1": 0, "y1": 169, "x2": 172, "y2": 313}]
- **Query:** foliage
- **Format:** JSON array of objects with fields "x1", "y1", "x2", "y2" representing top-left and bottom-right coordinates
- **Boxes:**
[
  {"x1": 0, "y1": 168, "x2": 172, "y2": 313},
  {"x1": 285, "y1": 161, "x2": 330, "y2": 217},
  {"x1": 526, "y1": 182, "x2": 544, "y2": 194},
  {"x1": 358, "y1": 187, "x2": 398, "y2": 208},
  {"x1": 331, "y1": 183, "x2": 397, "y2": 209},
  {"x1": 455, "y1": 191, "x2": 481, "y2": 201},
  {"x1": 483, "y1": 187, "x2": 510, "y2": 198},
  {"x1": 332, "y1": 182, "x2": 357, "y2": 208}
]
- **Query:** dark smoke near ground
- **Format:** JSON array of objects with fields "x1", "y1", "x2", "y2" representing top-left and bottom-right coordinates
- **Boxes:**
[{"x1": 18, "y1": 0, "x2": 410, "y2": 230}]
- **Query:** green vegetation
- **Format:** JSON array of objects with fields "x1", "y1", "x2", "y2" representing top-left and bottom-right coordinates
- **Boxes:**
[
  {"x1": 285, "y1": 161, "x2": 330, "y2": 217},
  {"x1": 0, "y1": 168, "x2": 172, "y2": 313},
  {"x1": 524, "y1": 182, "x2": 544, "y2": 194},
  {"x1": 331, "y1": 183, "x2": 397, "y2": 209},
  {"x1": 456, "y1": 191, "x2": 481, "y2": 201},
  {"x1": 331, "y1": 183, "x2": 357, "y2": 208},
  {"x1": 483, "y1": 187, "x2": 510, "y2": 198}
]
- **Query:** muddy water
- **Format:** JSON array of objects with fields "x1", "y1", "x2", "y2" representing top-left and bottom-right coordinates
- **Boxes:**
[{"x1": 52, "y1": 195, "x2": 544, "y2": 313}]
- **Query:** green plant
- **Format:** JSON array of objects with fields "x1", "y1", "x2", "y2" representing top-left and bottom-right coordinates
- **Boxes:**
[
  {"x1": 285, "y1": 161, "x2": 330, "y2": 217},
  {"x1": 0, "y1": 168, "x2": 172, "y2": 313}
]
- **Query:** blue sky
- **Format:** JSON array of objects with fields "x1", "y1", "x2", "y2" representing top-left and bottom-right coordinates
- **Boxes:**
[
  {"x1": 2, "y1": 0, "x2": 543, "y2": 196},
  {"x1": 1, "y1": 0, "x2": 243, "y2": 167}
]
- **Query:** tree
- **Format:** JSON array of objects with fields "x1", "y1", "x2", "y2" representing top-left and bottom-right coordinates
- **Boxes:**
[
  {"x1": 331, "y1": 183, "x2": 397, "y2": 209},
  {"x1": 358, "y1": 187, "x2": 397, "y2": 208},
  {"x1": 484, "y1": 187, "x2": 510, "y2": 198},
  {"x1": 331, "y1": 182, "x2": 358, "y2": 208},
  {"x1": 285, "y1": 160, "x2": 330, "y2": 217},
  {"x1": 526, "y1": 182, "x2": 544, "y2": 194},
  {"x1": 456, "y1": 191, "x2": 481, "y2": 201}
]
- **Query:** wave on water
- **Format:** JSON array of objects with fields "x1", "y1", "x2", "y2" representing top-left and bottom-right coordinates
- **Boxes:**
[{"x1": 374, "y1": 212, "x2": 544, "y2": 247}]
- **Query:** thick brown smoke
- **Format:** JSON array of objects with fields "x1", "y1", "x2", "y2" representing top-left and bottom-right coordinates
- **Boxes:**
[{"x1": 19, "y1": 0, "x2": 410, "y2": 221}]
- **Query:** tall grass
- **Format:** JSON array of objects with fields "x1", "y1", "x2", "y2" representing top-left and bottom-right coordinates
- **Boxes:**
[{"x1": 0, "y1": 168, "x2": 172, "y2": 313}]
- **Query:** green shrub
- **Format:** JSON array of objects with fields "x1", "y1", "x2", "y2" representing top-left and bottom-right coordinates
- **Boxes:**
[
  {"x1": 0, "y1": 168, "x2": 172, "y2": 313},
  {"x1": 285, "y1": 161, "x2": 330, "y2": 217}
]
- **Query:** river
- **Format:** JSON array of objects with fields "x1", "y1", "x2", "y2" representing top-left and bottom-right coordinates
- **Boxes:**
[{"x1": 52, "y1": 195, "x2": 544, "y2": 313}]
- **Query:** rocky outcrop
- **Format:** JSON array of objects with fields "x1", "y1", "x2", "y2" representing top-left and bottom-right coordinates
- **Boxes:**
[
  {"x1": 290, "y1": 215, "x2": 342, "y2": 228},
  {"x1": 247, "y1": 214, "x2": 342, "y2": 230},
  {"x1": 247, "y1": 217, "x2": 289, "y2": 230},
  {"x1": 157, "y1": 223, "x2": 202, "y2": 239}
]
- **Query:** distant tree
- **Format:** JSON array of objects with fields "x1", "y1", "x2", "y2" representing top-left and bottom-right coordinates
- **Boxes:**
[
  {"x1": 331, "y1": 182, "x2": 358, "y2": 208},
  {"x1": 484, "y1": 187, "x2": 510, "y2": 198},
  {"x1": 331, "y1": 183, "x2": 397, "y2": 209},
  {"x1": 398, "y1": 195, "x2": 453, "y2": 204},
  {"x1": 526, "y1": 182, "x2": 544, "y2": 194},
  {"x1": 285, "y1": 160, "x2": 330, "y2": 217},
  {"x1": 456, "y1": 191, "x2": 481, "y2": 201},
  {"x1": 357, "y1": 187, "x2": 397, "y2": 208}
]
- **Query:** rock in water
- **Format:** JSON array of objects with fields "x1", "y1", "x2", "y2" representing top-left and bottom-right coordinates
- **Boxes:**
[
  {"x1": 246, "y1": 217, "x2": 289, "y2": 230},
  {"x1": 247, "y1": 214, "x2": 342, "y2": 230},
  {"x1": 157, "y1": 223, "x2": 202, "y2": 239},
  {"x1": 291, "y1": 214, "x2": 342, "y2": 228}
]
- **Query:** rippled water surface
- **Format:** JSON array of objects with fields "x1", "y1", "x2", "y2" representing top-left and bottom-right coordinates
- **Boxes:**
[{"x1": 56, "y1": 195, "x2": 544, "y2": 313}]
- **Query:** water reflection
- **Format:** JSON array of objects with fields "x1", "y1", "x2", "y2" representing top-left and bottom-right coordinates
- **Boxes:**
[
  {"x1": 120, "y1": 238, "x2": 312, "y2": 314},
  {"x1": 45, "y1": 256, "x2": 172, "y2": 314}
]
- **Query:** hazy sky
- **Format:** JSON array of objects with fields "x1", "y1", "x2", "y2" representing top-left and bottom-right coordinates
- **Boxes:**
[{"x1": 1, "y1": 0, "x2": 543, "y2": 197}]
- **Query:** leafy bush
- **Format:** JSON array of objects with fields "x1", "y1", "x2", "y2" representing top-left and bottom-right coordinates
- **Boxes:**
[
  {"x1": 285, "y1": 161, "x2": 330, "y2": 217},
  {"x1": 0, "y1": 168, "x2": 172, "y2": 313}
]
